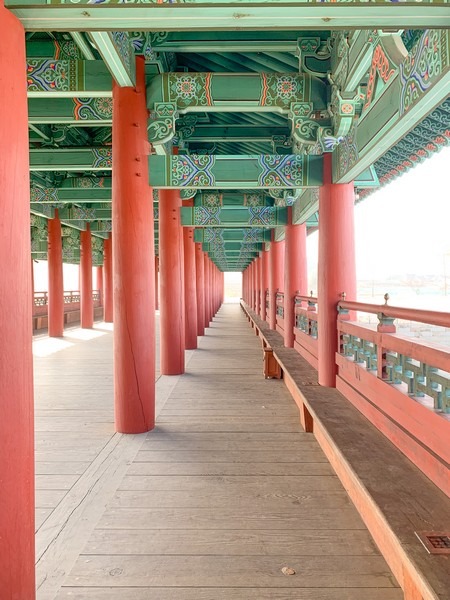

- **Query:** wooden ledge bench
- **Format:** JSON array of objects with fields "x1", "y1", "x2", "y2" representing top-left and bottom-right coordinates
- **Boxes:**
[{"x1": 241, "y1": 301, "x2": 450, "y2": 600}]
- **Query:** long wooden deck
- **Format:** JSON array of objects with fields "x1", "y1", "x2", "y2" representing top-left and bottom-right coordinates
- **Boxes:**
[{"x1": 34, "y1": 304, "x2": 402, "y2": 599}]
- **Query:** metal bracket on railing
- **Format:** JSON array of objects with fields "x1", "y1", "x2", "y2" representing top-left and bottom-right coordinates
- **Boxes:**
[
  {"x1": 337, "y1": 291, "x2": 349, "y2": 321},
  {"x1": 308, "y1": 290, "x2": 317, "y2": 312},
  {"x1": 377, "y1": 293, "x2": 396, "y2": 332}
]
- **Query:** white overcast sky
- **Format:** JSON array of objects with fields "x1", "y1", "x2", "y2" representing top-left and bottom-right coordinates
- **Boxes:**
[{"x1": 307, "y1": 145, "x2": 450, "y2": 281}]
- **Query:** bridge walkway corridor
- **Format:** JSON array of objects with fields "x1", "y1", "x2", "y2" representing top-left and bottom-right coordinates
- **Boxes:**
[{"x1": 34, "y1": 304, "x2": 401, "y2": 600}]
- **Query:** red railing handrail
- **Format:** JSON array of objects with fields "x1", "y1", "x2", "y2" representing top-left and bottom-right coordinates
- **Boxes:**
[
  {"x1": 339, "y1": 300, "x2": 450, "y2": 329},
  {"x1": 295, "y1": 294, "x2": 318, "y2": 303},
  {"x1": 34, "y1": 290, "x2": 100, "y2": 295}
]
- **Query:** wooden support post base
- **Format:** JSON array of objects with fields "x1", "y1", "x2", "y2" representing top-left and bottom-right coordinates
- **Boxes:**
[{"x1": 263, "y1": 347, "x2": 282, "y2": 380}]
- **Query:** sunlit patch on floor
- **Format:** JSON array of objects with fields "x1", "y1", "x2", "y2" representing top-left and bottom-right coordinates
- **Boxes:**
[
  {"x1": 65, "y1": 328, "x2": 108, "y2": 341},
  {"x1": 33, "y1": 337, "x2": 74, "y2": 357}
]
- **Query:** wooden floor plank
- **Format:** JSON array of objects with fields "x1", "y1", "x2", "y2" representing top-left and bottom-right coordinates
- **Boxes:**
[
  {"x1": 83, "y1": 528, "x2": 380, "y2": 555},
  {"x1": 56, "y1": 589, "x2": 402, "y2": 600},
  {"x1": 96, "y1": 506, "x2": 365, "y2": 530},
  {"x1": 35, "y1": 305, "x2": 401, "y2": 600},
  {"x1": 65, "y1": 555, "x2": 397, "y2": 588},
  {"x1": 110, "y1": 488, "x2": 353, "y2": 509},
  {"x1": 127, "y1": 461, "x2": 334, "y2": 476}
]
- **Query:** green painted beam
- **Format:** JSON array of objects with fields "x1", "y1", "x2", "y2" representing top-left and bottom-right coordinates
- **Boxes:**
[
  {"x1": 31, "y1": 187, "x2": 112, "y2": 203},
  {"x1": 148, "y1": 31, "x2": 303, "y2": 54},
  {"x1": 335, "y1": 30, "x2": 450, "y2": 183},
  {"x1": 150, "y1": 155, "x2": 322, "y2": 189},
  {"x1": 147, "y1": 72, "x2": 327, "y2": 113},
  {"x1": 71, "y1": 32, "x2": 96, "y2": 60},
  {"x1": 60, "y1": 219, "x2": 86, "y2": 231},
  {"x1": 30, "y1": 203, "x2": 54, "y2": 219},
  {"x1": 194, "y1": 228, "x2": 271, "y2": 242},
  {"x1": 27, "y1": 60, "x2": 112, "y2": 97},
  {"x1": 26, "y1": 39, "x2": 85, "y2": 59},
  {"x1": 89, "y1": 221, "x2": 112, "y2": 234},
  {"x1": 58, "y1": 207, "x2": 112, "y2": 221},
  {"x1": 59, "y1": 176, "x2": 112, "y2": 189},
  {"x1": 203, "y1": 241, "x2": 263, "y2": 251},
  {"x1": 194, "y1": 192, "x2": 272, "y2": 207},
  {"x1": 7, "y1": 2, "x2": 450, "y2": 31},
  {"x1": 88, "y1": 32, "x2": 135, "y2": 87},
  {"x1": 29, "y1": 148, "x2": 112, "y2": 171},
  {"x1": 181, "y1": 206, "x2": 287, "y2": 228},
  {"x1": 187, "y1": 125, "x2": 289, "y2": 143},
  {"x1": 28, "y1": 97, "x2": 112, "y2": 124}
]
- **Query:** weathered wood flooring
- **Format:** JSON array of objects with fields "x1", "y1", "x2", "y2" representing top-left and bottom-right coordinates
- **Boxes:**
[{"x1": 34, "y1": 304, "x2": 401, "y2": 599}]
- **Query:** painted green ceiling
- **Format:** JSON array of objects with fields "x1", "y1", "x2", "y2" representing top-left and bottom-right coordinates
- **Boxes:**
[{"x1": 22, "y1": 20, "x2": 450, "y2": 271}]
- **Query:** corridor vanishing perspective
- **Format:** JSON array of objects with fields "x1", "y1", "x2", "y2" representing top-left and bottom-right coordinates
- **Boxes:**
[
  {"x1": 0, "y1": 1, "x2": 449, "y2": 598},
  {"x1": 35, "y1": 305, "x2": 401, "y2": 599}
]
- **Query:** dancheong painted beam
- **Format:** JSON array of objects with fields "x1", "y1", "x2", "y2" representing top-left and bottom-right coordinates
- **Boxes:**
[
  {"x1": 181, "y1": 206, "x2": 288, "y2": 228},
  {"x1": 29, "y1": 148, "x2": 112, "y2": 171},
  {"x1": 26, "y1": 60, "x2": 112, "y2": 97},
  {"x1": 30, "y1": 187, "x2": 112, "y2": 203},
  {"x1": 28, "y1": 97, "x2": 113, "y2": 124},
  {"x1": 6, "y1": 1, "x2": 450, "y2": 31},
  {"x1": 149, "y1": 154, "x2": 322, "y2": 189}
]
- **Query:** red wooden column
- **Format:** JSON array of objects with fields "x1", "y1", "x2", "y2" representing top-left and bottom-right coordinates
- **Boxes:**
[
  {"x1": 212, "y1": 263, "x2": 216, "y2": 316},
  {"x1": 183, "y1": 226, "x2": 198, "y2": 349},
  {"x1": 154, "y1": 255, "x2": 159, "y2": 310},
  {"x1": 0, "y1": 3, "x2": 35, "y2": 597},
  {"x1": 103, "y1": 235, "x2": 113, "y2": 323},
  {"x1": 208, "y1": 259, "x2": 214, "y2": 320},
  {"x1": 112, "y1": 56, "x2": 155, "y2": 432},
  {"x1": 318, "y1": 154, "x2": 356, "y2": 387},
  {"x1": 160, "y1": 189, "x2": 185, "y2": 374},
  {"x1": 195, "y1": 242, "x2": 205, "y2": 336},
  {"x1": 284, "y1": 211, "x2": 307, "y2": 347},
  {"x1": 80, "y1": 225, "x2": 93, "y2": 329},
  {"x1": 246, "y1": 266, "x2": 250, "y2": 305},
  {"x1": 96, "y1": 265, "x2": 104, "y2": 305},
  {"x1": 255, "y1": 257, "x2": 261, "y2": 315},
  {"x1": 48, "y1": 210, "x2": 64, "y2": 337},
  {"x1": 204, "y1": 253, "x2": 211, "y2": 326},
  {"x1": 249, "y1": 262, "x2": 254, "y2": 309},
  {"x1": 268, "y1": 236, "x2": 285, "y2": 330},
  {"x1": 213, "y1": 265, "x2": 218, "y2": 314},
  {"x1": 31, "y1": 258, "x2": 35, "y2": 317},
  {"x1": 260, "y1": 249, "x2": 268, "y2": 320}
]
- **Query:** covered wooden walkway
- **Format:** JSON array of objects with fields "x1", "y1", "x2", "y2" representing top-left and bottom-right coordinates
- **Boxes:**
[{"x1": 34, "y1": 304, "x2": 401, "y2": 599}]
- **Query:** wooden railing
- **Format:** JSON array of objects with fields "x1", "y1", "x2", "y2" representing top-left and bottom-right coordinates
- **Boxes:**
[
  {"x1": 293, "y1": 292, "x2": 318, "y2": 368},
  {"x1": 246, "y1": 291, "x2": 450, "y2": 495},
  {"x1": 337, "y1": 299, "x2": 450, "y2": 415},
  {"x1": 335, "y1": 298, "x2": 450, "y2": 495},
  {"x1": 33, "y1": 290, "x2": 102, "y2": 316},
  {"x1": 63, "y1": 291, "x2": 81, "y2": 305}
]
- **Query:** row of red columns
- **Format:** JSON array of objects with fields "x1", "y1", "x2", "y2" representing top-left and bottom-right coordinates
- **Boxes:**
[
  {"x1": 158, "y1": 189, "x2": 223, "y2": 375},
  {"x1": 243, "y1": 154, "x2": 356, "y2": 387},
  {"x1": 47, "y1": 213, "x2": 114, "y2": 337},
  {"x1": 1, "y1": 10, "x2": 349, "y2": 596},
  {"x1": 0, "y1": 27, "x2": 225, "y2": 595}
]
